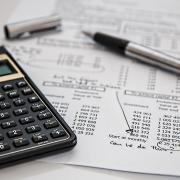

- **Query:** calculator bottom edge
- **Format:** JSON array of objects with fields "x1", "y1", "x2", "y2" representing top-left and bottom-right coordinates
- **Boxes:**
[{"x1": 0, "y1": 135, "x2": 77, "y2": 168}]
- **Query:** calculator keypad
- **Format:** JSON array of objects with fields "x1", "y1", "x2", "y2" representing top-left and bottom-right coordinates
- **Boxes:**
[
  {"x1": 8, "y1": 90, "x2": 19, "y2": 99},
  {"x1": 2, "y1": 84, "x2": 13, "y2": 91},
  {"x1": 7, "y1": 129, "x2": 23, "y2": 138},
  {"x1": 19, "y1": 116, "x2": 35, "y2": 125},
  {"x1": 0, "y1": 78, "x2": 69, "y2": 155},
  {"x1": 0, "y1": 102, "x2": 11, "y2": 109},
  {"x1": 16, "y1": 81, "x2": 27, "y2": 88},
  {"x1": 13, "y1": 138, "x2": 29, "y2": 147},
  {"x1": 1, "y1": 120, "x2": 16, "y2": 129},
  {"x1": 0, "y1": 94, "x2": 5, "y2": 101},
  {"x1": 32, "y1": 134, "x2": 48, "y2": 143},
  {"x1": 13, "y1": 107, "x2": 28, "y2": 116},
  {"x1": 26, "y1": 125, "x2": 41, "y2": 133},
  {"x1": 0, "y1": 134, "x2": 4, "y2": 140},
  {"x1": 28, "y1": 96, "x2": 39, "y2": 103},
  {"x1": 38, "y1": 110, "x2": 52, "y2": 120},
  {"x1": 51, "y1": 129, "x2": 66, "y2": 138},
  {"x1": 0, "y1": 143, "x2": 10, "y2": 152},
  {"x1": 0, "y1": 112, "x2": 10, "y2": 120},
  {"x1": 13, "y1": 98, "x2": 25, "y2": 106}
]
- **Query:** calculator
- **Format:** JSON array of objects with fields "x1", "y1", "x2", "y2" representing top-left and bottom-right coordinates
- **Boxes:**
[{"x1": 0, "y1": 46, "x2": 76, "y2": 166}]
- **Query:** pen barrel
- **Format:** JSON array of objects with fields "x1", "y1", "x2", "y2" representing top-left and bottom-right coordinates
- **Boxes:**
[
  {"x1": 94, "y1": 32, "x2": 129, "y2": 54},
  {"x1": 125, "y1": 43, "x2": 180, "y2": 73}
]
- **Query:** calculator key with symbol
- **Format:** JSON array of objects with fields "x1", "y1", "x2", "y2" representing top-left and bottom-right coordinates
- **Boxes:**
[{"x1": 0, "y1": 46, "x2": 76, "y2": 167}]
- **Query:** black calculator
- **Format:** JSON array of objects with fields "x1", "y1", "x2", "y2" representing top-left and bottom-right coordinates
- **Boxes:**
[{"x1": 0, "y1": 46, "x2": 76, "y2": 166}]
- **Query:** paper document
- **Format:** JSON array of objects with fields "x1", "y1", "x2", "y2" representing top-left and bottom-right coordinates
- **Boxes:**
[{"x1": 3, "y1": 0, "x2": 180, "y2": 176}]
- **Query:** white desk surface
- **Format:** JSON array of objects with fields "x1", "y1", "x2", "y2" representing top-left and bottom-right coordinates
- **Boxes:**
[{"x1": 0, "y1": 1, "x2": 179, "y2": 179}]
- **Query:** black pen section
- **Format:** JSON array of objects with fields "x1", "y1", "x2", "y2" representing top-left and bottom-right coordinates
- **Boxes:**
[{"x1": 94, "y1": 32, "x2": 129, "y2": 55}]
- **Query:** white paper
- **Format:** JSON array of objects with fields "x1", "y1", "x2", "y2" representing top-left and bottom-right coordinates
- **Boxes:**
[{"x1": 3, "y1": 0, "x2": 180, "y2": 177}]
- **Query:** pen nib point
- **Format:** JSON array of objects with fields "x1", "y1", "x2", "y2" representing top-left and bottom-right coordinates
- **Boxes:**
[{"x1": 82, "y1": 30, "x2": 94, "y2": 38}]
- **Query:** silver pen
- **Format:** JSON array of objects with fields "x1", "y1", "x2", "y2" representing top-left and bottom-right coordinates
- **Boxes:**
[{"x1": 83, "y1": 31, "x2": 180, "y2": 74}]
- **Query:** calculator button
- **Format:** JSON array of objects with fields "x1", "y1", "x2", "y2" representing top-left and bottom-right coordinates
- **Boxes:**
[
  {"x1": 2, "y1": 84, "x2": 13, "y2": 91},
  {"x1": 19, "y1": 116, "x2": 35, "y2": 125},
  {"x1": 22, "y1": 88, "x2": 33, "y2": 95},
  {"x1": 26, "y1": 125, "x2": 41, "y2": 133},
  {"x1": 16, "y1": 81, "x2": 27, "y2": 88},
  {"x1": 28, "y1": 96, "x2": 39, "y2": 103},
  {"x1": 8, "y1": 91, "x2": 19, "y2": 99},
  {"x1": 14, "y1": 108, "x2": 28, "y2": 116},
  {"x1": 50, "y1": 129, "x2": 66, "y2": 138},
  {"x1": 37, "y1": 111, "x2": 52, "y2": 120},
  {"x1": 0, "y1": 94, "x2": 5, "y2": 101},
  {"x1": 0, "y1": 143, "x2": 10, "y2": 152},
  {"x1": 0, "y1": 112, "x2": 10, "y2": 120},
  {"x1": 13, "y1": 98, "x2": 25, "y2": 106},
  {"x1": 44, "y1": 120, "x2": 59, "y2": 129},
  {"x1": 1, "y1": 121, "x2": 16, "y2": 129},
  {"x1": 31, "y1": 103, "x2": 46, "y2": 112},
  {"x1": 0, "y1": 134, "x2": 4, "y2": 141},
  {"x1": 13, "y1": 138, "x2": 30, "y2": 147},
  {"x1": 0, "y1": 102, "x2": 11, "y2": 109},
  {"x1": 7, "y1": 129, "x2": 23, "y2": 138},
  {"x1": 32, "y1": 134, "x2": 48, "y2": 143}
]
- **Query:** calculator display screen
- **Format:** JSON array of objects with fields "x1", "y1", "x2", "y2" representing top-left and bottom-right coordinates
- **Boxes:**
[{"x1": 0, "y1": 60, "x2": 16, "y2": 76}]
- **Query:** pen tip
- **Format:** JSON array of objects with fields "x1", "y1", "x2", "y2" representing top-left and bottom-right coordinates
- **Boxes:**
[{"x1": 82, "y1": 30, "x2": 94, "y2": 38}]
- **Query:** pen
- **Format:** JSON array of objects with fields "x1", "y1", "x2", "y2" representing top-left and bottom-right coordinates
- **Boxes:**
[
  {"x1": 4, "y1": 14, "x2": 61, "y2": 40},
  {"x1": 83, "y1": 31, "x2": 180, "y2": 74}
]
